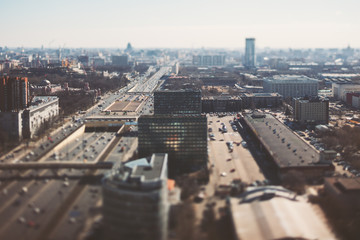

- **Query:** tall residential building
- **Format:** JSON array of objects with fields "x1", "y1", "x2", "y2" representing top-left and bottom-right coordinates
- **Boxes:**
[
  {"x1": 154, "y1": 89, "x2": 201, "y2": 115},
  {"x1": 294, "y1": 97, "x2": 329, "y2": 125},
  {"x1": 102, "y1": 153, "x2": 169, "y2": 240},
  {"x1": 0, "y1": 76, "x2": 29, "y2": 112},
  {"x1": 263, "y1": 75, "x2": 318, "y2": 98},
  {"x1": 245, "y1": 38, "x2": 256, "y2": 68},
  {"x1": 138, "y1": 115, "x2": 207, "y2": 175}
]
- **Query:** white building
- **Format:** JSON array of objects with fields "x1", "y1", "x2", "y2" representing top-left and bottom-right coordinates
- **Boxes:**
[
  {"x1": 22, "y1": 96, "x2": 59, "y2": 138},
  {"x1": 102, "y1": 153, "x2": 169, "y2": 240},
  {"x1": 263, "y1": 75, "x2": 318, "y2": 98},
  {"x1": 332, "y1": 83, "x2": 360, "y2": 101}
]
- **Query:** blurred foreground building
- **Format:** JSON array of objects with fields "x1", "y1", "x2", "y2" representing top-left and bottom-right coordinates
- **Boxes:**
[
  {"x1": 102, "y1": 153, "x2": 169, "y2": 240},
  {"x1": 229, "y1": 186, "x2": 335, "y2": 240}
]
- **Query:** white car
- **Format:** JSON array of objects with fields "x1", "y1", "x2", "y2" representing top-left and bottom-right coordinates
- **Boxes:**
[{"x1": 220, "y1": 172, "x2": 227, "y2": 177}]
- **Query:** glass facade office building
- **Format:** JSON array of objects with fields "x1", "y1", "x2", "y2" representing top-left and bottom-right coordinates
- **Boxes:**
[
  {"x1": 154, "y1": 90, "x2": 201, "y2": 115},
  {"x1": 138, "y1": 114, "x2": 207, "y2": 175}
]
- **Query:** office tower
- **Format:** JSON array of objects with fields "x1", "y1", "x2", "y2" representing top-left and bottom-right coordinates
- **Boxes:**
[
  {"x1": 0, "y1": 76, "x2": 29, "y2": 112},
  {"x1": 138, "y1": 115, "x2": 207, "y2": 175},
  {"x1": 263, "y1": 75, "x2": 318, "y2": 98},
  {"x1": 245, "y1": 38, "x2": 256, "y2": 68},
  {"x1": 294, "y1": 97, "x2": 329, "y2": 125},
  {"x1": 154, "y1": 89, "x2": 201, "y2": 115},
  {"x1": 102, "y1": 153, "x2": 168, "y2": 240}
]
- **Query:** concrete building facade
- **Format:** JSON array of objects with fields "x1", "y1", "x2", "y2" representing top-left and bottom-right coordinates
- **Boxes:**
[
  {"x1": 263, "y1": 75, "x2": 318, "y2": 98},
  {"x1": 0, "y1": 76, "x2": 29, "y2": 112},
  {"x1": 102, "y1": 153, "x2": 169, "y2": 240},
  {"x1": 332, "y1": 83, "x2": 360, "y2": 101},
  {"x1": 293, "y1": 97, "x2": 329, "y2": 125},
  {"x1": 202, "y1": 95, "x2": 242, "y2": 113},
  {"x1": 22, "y1": 96, "x2": 59, "y2": 138},
  {"x1": 0, "y1": 111, "x2": 23, "y2": 141},
  {"x1": 241, "y1": 93, "x2": 282, "y2": 109}
]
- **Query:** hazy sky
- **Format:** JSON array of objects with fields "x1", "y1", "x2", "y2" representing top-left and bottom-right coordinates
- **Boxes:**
[{"x1": 1, "y1": 0, "x2": 360, "y2": 49}]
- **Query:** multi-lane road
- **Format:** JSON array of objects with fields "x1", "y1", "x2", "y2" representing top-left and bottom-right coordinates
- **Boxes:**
[{"x1": 0, "y1": 63, "x2": 171, "y2": 240}]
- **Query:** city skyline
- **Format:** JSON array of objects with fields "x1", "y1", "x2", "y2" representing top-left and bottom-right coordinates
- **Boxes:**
[{"x1": 1, "y1": 0, "x2": 360, "y2": 49}]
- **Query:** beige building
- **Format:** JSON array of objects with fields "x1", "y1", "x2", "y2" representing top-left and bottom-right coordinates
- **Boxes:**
[{"x1": 294, "y1": 97, "x2": 329, "y2": 125}]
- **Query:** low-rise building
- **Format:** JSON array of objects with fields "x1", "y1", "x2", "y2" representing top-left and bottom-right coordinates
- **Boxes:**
[
  {"x1": 102, "y1": 153, "x2": 169, "y2": 240},
  {"x1": 332, "y1": 83, "x2": 360, "y2": 101},
  {"x1": 202, "y1": 95, "x2": 242, "y2": 113},
  {"x1": 241, "y1": 93, "x2": 282, "y2": 109},
  {"x1": 241, "y1": 112, "x2": 334, "y2": 181},
  {"x1": 22, "y1": 96, "x2": 59, "y2": 138},
  {"x1": 263, "y1": 75, "x2": 318, "y2": 98},
  {"x1": 324, "y1": 177, "x2": 360, "y2": 215},
  {"x1": 293, "y1": 97, "x2": 329, "y2": 125}
]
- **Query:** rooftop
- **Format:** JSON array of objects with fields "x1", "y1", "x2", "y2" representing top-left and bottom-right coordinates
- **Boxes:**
[
  {"x1": 264, "y1": 75, "x2": 318, "y2": 83},
  {"x1": 28, "y1": 96, "x2": 58, "y2": 110},
  {"x1": 325, "y1": 177, "x2": 360, "y2": 193},
  {"x1": 243, "y1": 113, "x2": 330, "y2": 168},
  {"x1": 102, "y1": 153, "x2": 168, "y2": 191}
]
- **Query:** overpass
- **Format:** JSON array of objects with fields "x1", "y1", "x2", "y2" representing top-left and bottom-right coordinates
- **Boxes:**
[{"x1": 0, "y1": 161, "x2": 114, "y2": 170}]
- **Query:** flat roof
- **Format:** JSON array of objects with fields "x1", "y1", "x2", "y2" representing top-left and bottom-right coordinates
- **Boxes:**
[
  {"x1": 28, "y1": 96, "x2": 58, "y2": 110},
  {"x1": 103, "y1": 153, "x2": 168, "y2": 190},
  {"x1": 325, "y1": 177, "x2": 360, "y2": 192},
  {"x1": 230, "y1": 187, "x2": 335, "y2": 240},
  {"x1": 264, "y1": 75, "x2": 318, "y2": 83},
  {"x1": 244, "y1": 113, "x2": 329, "y2": 168},
  {"x1": 132, "y1": 154, "x2": 166, "y2": 181}
]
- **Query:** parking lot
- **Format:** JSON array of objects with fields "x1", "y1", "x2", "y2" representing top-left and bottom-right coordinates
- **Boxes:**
[{"x1": 207, "y1": 114, "x2": 266, "y2": 186}]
